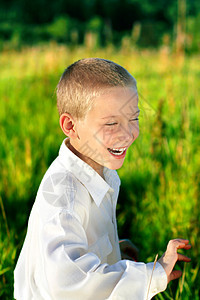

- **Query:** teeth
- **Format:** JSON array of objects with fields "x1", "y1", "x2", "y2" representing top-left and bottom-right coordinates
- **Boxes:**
[
  {"x1": 107, "y1": 147, "x2": 126, "y2": 156},
  {"x1": 112, "y1": 148, "x2": 126, "y2": 151}
]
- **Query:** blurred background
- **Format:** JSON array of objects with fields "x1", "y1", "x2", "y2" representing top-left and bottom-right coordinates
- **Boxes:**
[
  {"x1": 0, "y1": 0, "x2": 200, "y2": 52},
  {"x1": 0, "y1": 0, "x2": 200, "y2": 299}
]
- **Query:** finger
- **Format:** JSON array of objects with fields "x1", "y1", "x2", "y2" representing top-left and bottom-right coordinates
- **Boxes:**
[
  {"x1": 120, "y1": 239, "x2": 139, "y2": 252},
  {"x1": 167, "y1": 239, "x2": 191, "y2": 253},
  {"x1": 168, "y1": 239, "x2": 190, "y2": 246},
  {"x1": 183, "y1": 244, "x2": 192, "y2": 250},
  {"x1": 177, "y1": 243, "x2": 191, "y2": 250},
  {"x1": 177, "y1": 253, "x2": 191, "y2": 262},
  {"x1": 173, "y1": 239, "x2": 190, "y2": 244},
  {"x1": 177, "y1": 239, "x2": 190, "y2": 243},
  {"x1": 169, "y1": 270, "x2": 182, "y2": 282}
]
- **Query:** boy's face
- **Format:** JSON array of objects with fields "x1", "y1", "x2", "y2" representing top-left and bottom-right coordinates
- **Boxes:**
[{"x1": 70, "y1": 86, "x2": 139, "y2": 176}]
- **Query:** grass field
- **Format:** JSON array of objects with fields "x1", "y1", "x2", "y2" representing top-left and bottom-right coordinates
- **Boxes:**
[{"x1": 0, "y1": 44, "x2": 199, "y2": 299}]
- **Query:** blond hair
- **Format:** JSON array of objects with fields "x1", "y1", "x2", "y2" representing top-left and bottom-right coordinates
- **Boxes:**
[{"x1": 57, "y1": 58, "x2": 137, "y2": 120}]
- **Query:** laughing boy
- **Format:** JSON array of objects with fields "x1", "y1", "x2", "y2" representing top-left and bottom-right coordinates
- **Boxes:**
[{"x1": 14, "y1": 58, "x2": 191, "y2": 300}]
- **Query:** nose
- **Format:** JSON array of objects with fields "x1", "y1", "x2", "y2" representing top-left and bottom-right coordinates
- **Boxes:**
[
  {"x1": 117, "y1": 123, "x2": 138, "y2": 144},
  {"x1": 118, "y1": 128, "x2": 132, "y2": 142}
]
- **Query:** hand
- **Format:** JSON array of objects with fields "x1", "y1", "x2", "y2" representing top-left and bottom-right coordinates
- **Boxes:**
[
  {"x1": 158, "y1": 239, "x2": 191, "y2": 283},
  {"x1": 119, "y1": 239, "x2": 139, "y2": 261}
]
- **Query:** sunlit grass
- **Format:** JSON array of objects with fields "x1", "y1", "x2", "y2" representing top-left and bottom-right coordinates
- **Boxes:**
[{"x1": 0, "y1": 44, "x2": 199, "y2": 299}]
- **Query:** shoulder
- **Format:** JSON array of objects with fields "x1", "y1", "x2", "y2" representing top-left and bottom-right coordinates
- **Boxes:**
[
  {"x1": 35, "y1": 158, "x2": 92, "y2": 221},
  {"x1": 41, "y1": 168, "x2": 78, "y2": 208}
]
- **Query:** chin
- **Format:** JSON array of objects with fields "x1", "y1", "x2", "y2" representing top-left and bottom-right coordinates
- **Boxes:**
[{"x1": 106, "y1": 160, "x2": 125, "y2": 170}]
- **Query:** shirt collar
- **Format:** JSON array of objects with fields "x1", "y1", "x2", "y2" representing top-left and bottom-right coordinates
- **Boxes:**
[{"x1": 58, "y1": 138, "x2": 119, "y2": 207}]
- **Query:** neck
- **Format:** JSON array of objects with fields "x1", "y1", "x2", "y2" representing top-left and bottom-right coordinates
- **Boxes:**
[{"x1": 67, "y1": 141, "x2": 105, "y2": 179}]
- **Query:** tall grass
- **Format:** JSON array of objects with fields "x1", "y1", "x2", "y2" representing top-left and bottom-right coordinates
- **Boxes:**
[{"x1": 0, "y1": 44, "x2": 199, "y2": 299}]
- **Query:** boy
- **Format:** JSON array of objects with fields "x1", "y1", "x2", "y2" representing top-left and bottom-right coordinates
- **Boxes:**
[{"x1": 14, "y1": 58, "x2": 191, "y2": 299}]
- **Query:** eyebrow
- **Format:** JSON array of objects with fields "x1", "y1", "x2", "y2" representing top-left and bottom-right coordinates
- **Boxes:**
[{"x1": 101, "y1": 110, "x2": 140, "y2": 119}]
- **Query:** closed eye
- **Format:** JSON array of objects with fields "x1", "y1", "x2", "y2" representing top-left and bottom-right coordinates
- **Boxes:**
[
  {"x1": 105, "y1": 122, "x2": 118, "y2": 126},
  {"x1": 106, "y1": 118, "x2": 138, "y2": 126},
  {"x1": 130, "y1": 118, "x2": 139, "y2": 121}
]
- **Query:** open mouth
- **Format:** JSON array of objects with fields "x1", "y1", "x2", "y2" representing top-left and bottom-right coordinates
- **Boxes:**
[{"x1": 107, "y1": 147, "x2": 127, "y2": 156}]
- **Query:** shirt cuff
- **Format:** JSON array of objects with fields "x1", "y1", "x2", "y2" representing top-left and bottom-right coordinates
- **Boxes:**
[{"x1": 146, "y1": 262, "x2": 167, "y2": 299}]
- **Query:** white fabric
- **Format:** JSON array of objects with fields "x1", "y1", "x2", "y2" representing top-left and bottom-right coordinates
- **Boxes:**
[{"x1": 14, "y1": 138, "x2": 167, "y2": 300}]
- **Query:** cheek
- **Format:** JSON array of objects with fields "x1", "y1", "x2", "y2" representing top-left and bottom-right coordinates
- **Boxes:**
[
  {"x1": 94, "y1": 127, "x2": 115, "y2": 147},
  {"x1": 135, "y1": 127, "x2": 140, "y2": 138},
  {"x1": 132, "y1": 123, "x2": 139, "y2": 138},
  {"x1": 134, "y1": 129, "x2": 139, "y2": 140}
]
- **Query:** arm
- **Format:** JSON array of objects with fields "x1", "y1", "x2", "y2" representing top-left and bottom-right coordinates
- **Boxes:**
[{"x1": 42, "y1": 210, "x2": 167, "y2": 300}]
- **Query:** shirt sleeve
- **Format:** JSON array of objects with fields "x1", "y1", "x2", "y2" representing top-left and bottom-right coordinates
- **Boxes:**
[{"x1": 42, "y1": 209, "x2": 167, "y2": 300}]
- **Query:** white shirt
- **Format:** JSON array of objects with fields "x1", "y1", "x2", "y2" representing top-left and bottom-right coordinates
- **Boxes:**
[{"x1": 14, "y1": 138, "x2": 167, "y2": 300}]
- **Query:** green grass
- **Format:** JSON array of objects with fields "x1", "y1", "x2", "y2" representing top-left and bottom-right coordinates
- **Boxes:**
[{"x1": 0, "y1": 44, "x2": 199, "y2": 299}]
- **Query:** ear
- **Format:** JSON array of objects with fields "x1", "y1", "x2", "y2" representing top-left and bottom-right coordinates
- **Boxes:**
[{"x1": 60, "y1": 113, "x2": 78, "y2": 139}]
